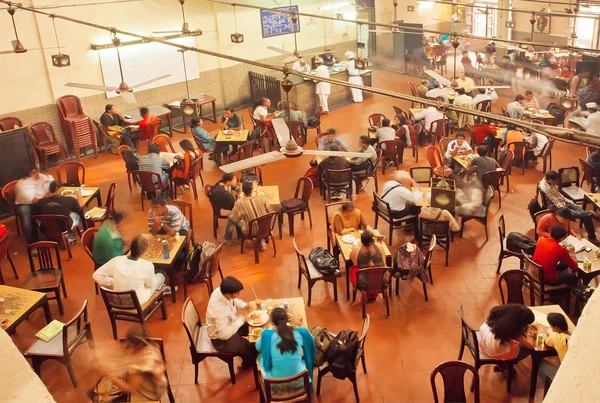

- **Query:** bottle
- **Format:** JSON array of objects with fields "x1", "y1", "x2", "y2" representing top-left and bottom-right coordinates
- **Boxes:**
[
  {"x1": 175, "y1": 231, "x2": 180, "y2": 241},
  {"x1": 536, "y1": 334, "x2": 544, "y2": 350},
  {"x1": 162, "y1": 240, "x2": 170, "y2": 260},
  {"x1": 283, "y1": 301, "x2": 289, "y2": 311},
  {"x1": 75, "y1": 188, "x2": 83, "y2": 204}
]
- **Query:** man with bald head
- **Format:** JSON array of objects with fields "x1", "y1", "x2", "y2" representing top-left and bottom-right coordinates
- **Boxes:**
[{"x1": 380, "y1": 171, "x2": 423, "y2": 220}]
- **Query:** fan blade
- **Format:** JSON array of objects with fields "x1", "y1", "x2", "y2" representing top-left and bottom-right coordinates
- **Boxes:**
[
  {"x1": 220, "y1": 152, "x2": 286, "y2": 173},
  {"x1": 152, "y1": 30, "x2": 182, "y2": 34},
  {"x1": 283, "y1": 55, "x2": 298, "y2": 64},
  {"x1": 0, "y1": 50, "x2": 15, "y2": 55},
  {"x1": 120, "y1": 91, "x2": 137, "y2": 104},
  {"x1": 270, "y1": 118, "x2": 290, "y2": 147},
  {"x1": 303, "y1": 150, "x2": 367, "y2": 158},
  {"x1": 267, "y1": 46, "x2": 293, "y2": 56},
  {"x1": 65, "y1": 82, "x2": 116, "y2": 92},
  {"x1": 302, "y1": 50, "x2": 337, "y2": 57},
  {"x1": 131, "y1": 74, "x2": 171, "y2": 89}
]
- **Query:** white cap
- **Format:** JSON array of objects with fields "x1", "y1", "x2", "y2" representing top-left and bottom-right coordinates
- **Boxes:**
[
  {"x1": 344, "y1": 51, "x2": 355, "y2": 59},
  {"x1": 314, "y1": 57, "x2": 323, "y2": 64},
  {"x1": 587, "y1": 102, "x2": 598, "y2": 109}
]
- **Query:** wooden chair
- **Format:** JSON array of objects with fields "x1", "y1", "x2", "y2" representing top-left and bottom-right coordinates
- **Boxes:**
[
  {"x1": 1, "y1": 181, "x2": 20, "y2": 234},
  {"x1": 373, "y1": 192, "x2": 416, "y2": 246},
  {"x1": 152, "y1": 134, "x2": 175, "y2": 153},
  {"x1": 521, "y1": 253, "x2": 571, "y2": 311},
  {"x1": 132, "y1": 170, "x2": 170, "y2": 211},
  {"x1": 439, "y1": 136, "x2": 455, "y2": 156},
  {"x1": 496, "y1": 215, "x2": 525, "y2": 274},
  {"x1": 558, "y1": 166, "x2": 585, "y2": 204},
  {"x1": 205, "y1": 184, "x2": 231, "y2": 239},
  {"x1": 393, "y1": 106, "x2": 409, "y2": 121},
  {"x1": 306, "y1": 106, "x2": 323, "y2": 136},
  {"x1": 56, "y1": 161, "x2": 85, "y2": 187},
  {"x1": 538, "y1": 139, "x2": 555, "y2": 173},
  {"x1": 100, "y1": 287, "x2": 167, "y2": 340},
  {"x1": 419, "y1": 217, "x2": 451, "y2": 266},
  {"x1": 580, "y1": 158, "x2": 600, "y2": 191},
  {"x1": 499, "y1": 269, "x2": 535, "y2": 306},
  {"x1": 88, "y1": 183, "x2": 117, "y2": 226},
  {"x1": 22, "y1": 241, "x2": 67, "y2": 315},
  {"x1": 410, "y1": 166, "x2": 433, "y2": 184},
  {"x1": 91, "y1": 119, "x2": 112, "y2": 154},
  {"x1": 117, "y1": 145, "x2": 136, "y2": 191},
  {"x1": 533, "y1": 209, "x2": 552, "y2": 240},
  {"x1": 353, "y1": 149, "x2": 382, "y2": 193},
  {"x1": 135, "y1": 120, "x2": 161, "y2": 153},
  {"x1": 507, "y1": 141, "x2": 528, "y2": 174},
  {"x1": 24, "y1": 300, "x2": 94, "y2": 387},
  {"x1": 293, "y1": 238, "x2": 340, "y2": 306},
  {"x1": 322, "y1": 168, "x2": 353, "y2": 202},
  {"x1": 279, "y1": 177, "x2": 313, "y2": 239},
  {"x1": 475, "y1": 99, "x2": 492, "y2": 115},
  {"x1": 174, "y1": 157, "x2": 203, "y2": 201},
  {"x1": 183, "y1": 242, "x2": 224, "y2": 300},
  {"x1": 368, "y1": 113, "x2": 386, "y2": 128},
  {"x1": 378, "y1": 140, "x2": 403, "y2": 174},
  {"x1": 81, "y1": 227, "x2": 100, "y2": 294},
  {"x1": 316, "y1": 315, "x2": 370, "y2": 403},
  {"x1": 352, "y1": 267, "x2": 391, "y2": 318},
  {"x1": 425, "y1": 146, "x2": 452, "y2": 177},
  {"x1": 27, "y1": 122, "x2": 68, "y2": 169},
  {"x1": 259, "y1": 369, "x2": 311, "y2": 403},
  {"x1": 480, "y1": 170, "x2": 505, "y2": 208},
  {"x1": 240, "y1": 212, "x2": 278, "y2": 264},
  {"x1": 458, "y1": 186, "x2": 495, "y2": 240},
  {"x1": 498, "y1": 149, "x2": 514, "y2": 192},
  {"x1": 166, "y1": 199, "x2": 194, "y2": 243},
  {"x1": 428, "y1": 118, "x2": 446, "y2": 145},
  {"x1": 394, "y1": 236, "x2": 436, "y2": 301},
  {"x1": 69, "y1": 117, "x2": 98, "y2": 161},
  {"x1": 0, "y1": 230, "x2": 18, "y2": 285},
  {"x1": 0, "y1": 116, "x2": 23, "y2": 131},
  {"x1": 431, "y1": 361, "x2": 480, "y2": 403},
  {"x1": 501, "y1": 106, "x2": 509, "y2": 117},
  {"x1": 290, "y1": 120, "x2": 307, "y2": 147},
  {"x1": 181, "y1": 297, "x2": 237, "y2": 384},
  {"x1": 325, "y1": 202, "x2": 345, "y2": 254},
  {"x1": 410, "y1": 123, "x2": 421, "y2": 162},
  {"x1": 458, "y1": 304, "x2": 518, "y2": 393},
  {"x1": 32, "y1": 214, "x2": 81, "y2": 260}
]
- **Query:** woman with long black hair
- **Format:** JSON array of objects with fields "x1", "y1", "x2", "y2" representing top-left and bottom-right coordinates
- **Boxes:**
[{"x1": 256, "y1": 307, "x2": 315, "y2": 383}]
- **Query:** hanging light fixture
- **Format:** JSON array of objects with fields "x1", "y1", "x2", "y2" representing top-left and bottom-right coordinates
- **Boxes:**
[
  {"x1": 178, "y1": 49, "x2": 198, "y2": 117},
  {"x1": 50, "y1": 14, "x2": 70, "y2": 67},
  {"x1": 451, "y1": 35, "x2": 460, "y2": 82},
  {"x1": 7, "y1": 7, "x2": 26, "y2": 53},
  {"x1": 230, "y1": 5, "x2": 244, "y2": 43},
  {"x1": 280, "y1": 76, "x2": 304, "y2": 158},
  {"x1": 529, "y1": 13, "x2": 536, "y2": 41}
]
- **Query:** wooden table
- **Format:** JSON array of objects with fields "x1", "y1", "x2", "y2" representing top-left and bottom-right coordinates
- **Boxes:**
[
  {"x1": 335, "y1": 232, "x2": 392, "y2": 299},
  {"x1": 215, "y1": 129, "x2": 249, "y2": 146},
  {"x1": 248, "y1": 297, "x2": 307, "y2": 342},
  {"x1": 570, "y1": 236, "x2": 600, "y2": 285},
  {"x1": 257, "y1": 186, "x2": 280, "y2": 206},
  {"x1": 123, "y1": 105, "x2": 174, "y2": 137},
  {"x1": 452, "y1": 152, "x2": 475, "y2": 169},
  {"x1": 582, "y1": 192, "x2": 600, "y2": 213},
  {"x1": 166, "y1": 95, "x2": 217, "y2": 133},
  {"x1": 528, "y1": 305, "x2": 576, "y2": 399},
  {"x1": 413, "y1": 187, "x2": 430, "y2": 207},
  {"x1": 59, "y1": 186, "x2": 101, "y2": 208},
  {"x1": 0, "y1": 285, "x2": 52, "y2": 335},
  {"x1": 525, "y1": 109, "x2": 555, "y2": 125}
]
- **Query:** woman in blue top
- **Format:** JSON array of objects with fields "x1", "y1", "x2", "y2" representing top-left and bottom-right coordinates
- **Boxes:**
[
  {"x1": 190, "y1": 118, "x2": 215, "y2": 152},
  {"x1": 256, "y1": 308, "x2": 316, "y2": 385}
]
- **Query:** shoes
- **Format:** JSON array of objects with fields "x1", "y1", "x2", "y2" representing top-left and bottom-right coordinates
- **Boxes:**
[
  {"x1": 219, "y1": 237, "x2": 234, "y2": 246},
  {"x1": 359, "y1": 178, "x2": 370, "y2": 192},
  {"x1": 162, "y1": 286, "x2": 172, "y2": 296},
  {"x1": 69, "y1": 239, "x2": 77, "y2": 246},
  {"x1": 260, "y1": 240, "x2": 268, "y2": 251}
]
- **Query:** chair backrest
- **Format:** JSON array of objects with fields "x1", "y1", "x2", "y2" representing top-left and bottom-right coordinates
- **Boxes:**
[
  {"x1": 198, "y1": 242, "x2": 224, "y2": 285},
  {"x1": 540, "y1": 139, "x2": 554, "y2": 158},
  {"x1": 0, "y1": 116, "x2": 23, "y2": 131},
  {"x1": 152, "y1": 134, "x2": 175, "y2": 153},
  {"x1": 262, "y1": 369, "x2": 311, "y2": 403},
  {"x1": 499, "y1": 149, "x2": 514, "y2": 171},
  {"x1": 117, "y1": 144, "x2": 130, "y2": 158},
  {"x1": 371, "y1": 149, "x2": 383, "y2": 173},
  {"x1": 81, "y1": 227, "x2": 98, "y2": 262},
  {"x1": 458, "y1": 304, "x2": 481, "y2": 363},
  {"x1": 294, "y1": 176, "x2": 313, "y2": 203},
  {"x1": 558, "y1": 166, "x2": 580, "y2": 188},
  {"x1": 420, "y1": 216, "x2": 450, "y2": 239},
  {"x1": 56, "y1": 95, "x2": 83, "y2": 118},
  {"x1": 32, "y1": 214, "x2": 71, "y2": 238},
  {"x1": 507, "y1": 141, "x2": 527, "y2": 157},
  {"x1": 325, "y1": 202, "x2": 345, "y2": 232},
  {"x1": 522, "y1": 252, "x2": 545, "y2": 286},
  {"x1": 181, "y1": 297, "x2": 202, "y2": 348},
  {"x1": 204, "y1": 184, "x2": 221, "y2": 217},
  {"x1": 580, "y1": 158, "x2": 600, "y2": 189},
  {"x1": 103, "y1": 183, "x2": 117, "y2": 215},
  {"x1": 62, "y1": 300, "x2": 90, "y2": 356},
  {"x1": 148, "y1": 119, "x2": 161, "y2": 138},
  {"x1": 480, "y1": 169, "x2": 504, "y2": 190},
  {"x1": 498, "y1": 269, "x2": 535, "y2": 306},
  {"x1": 475, "y1": 99, "x2": 492, "y2": 113},
  {"x1": 355, "y1": 314, "x2": 370, "y2": 369},
  {"x1": 28, "y1": 122, "x2": 57, "y2": 145},
  {"x1": 0, "y1": 230, "x2": 11, "y2": 263},
  {"x1": 533, "y1": 209, "x2": 551, "y2": 239},
  {"x1": 166, "y1": 200, "x2": 193, "y2": 233},
  {"x1": 57, "y1": 161, "x2": 85, "y2": 186},
  {"x1": 379, "y1": 140, "x2": 403, "y2": 160},
  {"x1": 439, "y1": 137, "x2": 455, "y2": 155},
  {"x1": 393, "y1": 106, "x2": 409, "y2": 121},
  {"x1": 425, "y1": 146, "x2": 443, "y2": 169},
  {"x1": 133, "y1": 170, "x2": 164, "y2": 192},
  {"x1": 423, "y1": 234, "x2": 436, "y2": 272},
  {"x1": 1, "y1": 180, "x2": 18, "y2": 210},
  {"x1": 355, "y1": 267, "x2": 389, "y2": 294},
  {"x1": 373, "y1": 192, "x2": 393, "y2": 220},
  {"x1": 240, "y1": 140, "x2": 257, "y2": 159},
  {"x1": 431, "y1": 360, "x2": 480, "y2": 403},
  {"x1": 430, "y1": 118, "x2": 446, "y2": 138},
  {"x1": 324, "y1": 168, "x2": 353, "y2": 186},
  {"x1": 100, "y1": 287, "x2": 144, "y2": 315},
  {"x1": 289, "y1": 121, "x2": 306, "y2": 146},
  {"x1": 315, "y1": 132, "x2": 328, "y2": 147},
  {"x1": 497, "y1": 214, "x2": 507, "y2": 251},
  {"x1": 27, "y1": 241, "x2": 62, "y2": 273},
  {"x1": 189, "y1": 156, "x2": 203, "y2": 181},
  {"x1": 368, "y1": 113, "x2": 386, "y2": 128},
  {"x1": 414, "y1": 123, "x2": 423, "y2": 138},
  {"x1": 293, "y1": 238, "x2": 314, "y2": 281},
  {"x1": 247, "y1": 211, "x2": 278, "y2": 239},
  {"x1": 482, "y1": 185, "x2": 495, "y2": 211}
]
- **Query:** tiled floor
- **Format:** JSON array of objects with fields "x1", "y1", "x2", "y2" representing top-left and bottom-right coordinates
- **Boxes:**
[{"x1": 3, "y1": 70, "x2": 585, "y2": 402}]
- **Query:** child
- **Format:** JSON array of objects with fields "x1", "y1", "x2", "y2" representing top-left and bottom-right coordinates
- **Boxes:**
[{"x1": 538, "y1": 313, "x2": 570, "y2": 385}]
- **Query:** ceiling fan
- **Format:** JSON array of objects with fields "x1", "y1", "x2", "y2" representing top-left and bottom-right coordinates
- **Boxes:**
[
  {"x1": 0, "y1": 8, "x2": 59, "y2": 55},
  {"x1": 152, "y1": 0, "x2": 201, "y2": 35},
  {"x1": 267, "y1": 46, "x2": 336, "y2": 64},
  {"x1": 65, "y1": 36, "x2": 170, "y2": 104}
]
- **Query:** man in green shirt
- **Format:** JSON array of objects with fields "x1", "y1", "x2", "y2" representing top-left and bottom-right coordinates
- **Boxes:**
[{"x1": 93, "y1": 213, "x2": 126, "y2": 265}]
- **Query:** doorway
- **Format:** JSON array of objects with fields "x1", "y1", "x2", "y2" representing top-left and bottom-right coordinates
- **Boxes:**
[{"x1": 472, "y1": 1, "x2": 498, "y2": 37}]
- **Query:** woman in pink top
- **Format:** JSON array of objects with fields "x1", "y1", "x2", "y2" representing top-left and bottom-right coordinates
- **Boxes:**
[
  {"x1": 536, "y1": 207, "x2": 579, "y2": 239},
  {"x1": 479, "y1": 305, "x2": 537, "y2": 373}
]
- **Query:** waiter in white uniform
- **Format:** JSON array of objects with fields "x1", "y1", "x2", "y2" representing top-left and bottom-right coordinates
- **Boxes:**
[
  {"x1": 345, "y1": 51, "x2": 363, "y2": 103},
  {"x1": 291, "y1": 55, "x2": 310, "y2": 73},
  {"x1": 313, "y1": 57, "x2": 331, "y2": 113},
  {"x1": 583, "y1": 102, "x2": 600, "y2": 136}
]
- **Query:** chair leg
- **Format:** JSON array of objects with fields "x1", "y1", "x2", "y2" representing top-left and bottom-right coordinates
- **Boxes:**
[
  {"x1": 253, "y1": 240, "x2": 259, "y2": 264},
  {"x1": 7, "y1": 254, "x2": 18, "y2": 279},
  {"x1": 351, "y1": 373, "x2": 360, "y2": 403},
  {"x1": 307, "y1": 282, "x2": 312, "y2": 307},
  {"x1": 271, "y1": 235, "x2": 277, "y2": 257},
  {"x1": 288, "y1": 213, "x2": 294, "y2": 237},
  {"x1": 385, "y1": 291, "x2": 390, "y2": 318},
  {"x1": 497, "y1": 253, "x2": 504, "y2": 274},
  {"x1": 64, "y1": 358, "x2": 79, "y2": 387},
  {"x1": 423, "y1": 281, "x2": 428, "y2": 301},
  {"x1": 361, "y1": 292, "x2": 366, "y2": 319},
  {"x1": 228, "y1": 357, "x2": 237, "y2": 384},
  {"x1": 307, "y1": 208, "x2": 313, "y2": 229},
  {"x1": 278, "y1": 212, "x2": 283, "y2": 240},
  {"x1": 63, "y1": 234, "x2": 72, "y2": 260},
  {"x1": 332, "y1": 279, "x2": 339, "y2": 302},
  {"x1": 60, "y1": 274, "x2": 68, "y2": 298},
  {"x1": 361, "y1": 354, "x2": 367, "y2": 374},
  {"x1": 109, "y1": 317, "x2": 118, "y2": 340},
  {"x1": 457, "y1": 340, "x2": 465, "y2": 360},
  {"x1": 55, "y1": 289, "x2": 64, "y2": 316},
  {"x1": 194, "y1": 362, "x2": 199, "y2": 384},
  {"x1": 297, "y1": 271, "x2": 302, "y2": 289}
]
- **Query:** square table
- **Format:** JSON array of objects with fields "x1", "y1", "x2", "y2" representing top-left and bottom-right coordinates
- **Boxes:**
[
  {"x1": 582, "y1": 192, "x2": 600, "y2": 213},
  {"x1": 123, "y1": 105, "x2": 174, "y2": 137},
  {"x1": 215, "y1": 129, "x2": 249, "y2": 146},
  {"x1": 335, "y1": 232, "x2": 392, "y2": 299},
  {"x1": 59, "y1": 186, "x2": 101, "y2": 209},
  {"x1": 528, "y1": 305, "x2": 575, "y2": 399},
  {"x1": 257, "y1": 186, "x2": 280, "y2": 207},
  {"x1": 453, "y1": 152, "x2": 475, "y2": 169},
  {"x1": 248, "y1": 297, "x2": 307, "y2": 342},
  {"x1": 0, "y1": 285, "x2": 52, "y2": 335}
]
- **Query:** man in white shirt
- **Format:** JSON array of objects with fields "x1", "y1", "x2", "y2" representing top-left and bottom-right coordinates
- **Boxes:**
[
  {"x1": 375, "y1": 118, "x2": 396, "y2": 150},
  {"x1": 452, "y1": 87, "x2": 473, "y2": 106},
  {"x1": 345, "y1": 51, "x2": 363, "y2": 103},
  {"x1": 381, "y1": 171, "x2": 423, "y2": 220},
  {"x1": 291, "y1": 55, "x2": 310, "y2": 73},
  {"x1": 425, "y1": 81, "x2": 449, "y2": 103},
  {"x1": 472, "y1": 88, "x2": 492, "y2": 107},
  {"x1": 456, "y1": 72, "x2": 476, "y2": 93},
  {"x1": 15, "y1": 169, "x2": 54, "y2": 244},
  {"x1": 412, "y1": 99, "x2": 445, "y2": 141},
  {"x1": 445, "y1": 133, "x2": 472, "y2": 173},
  {"x1": 206, "y1": 276, "x2": 256, "y2": 368},
  {"x1": 313, "y1": 58, "x2": 331, "y2": 113},
  {"x1": 484, "y1": 79, "x2": 499, "y2": 101},
  {"x1": 92, "y1": 236, "x2": 168, "y2": 305},
  {"x1": 583, "y1": 102, "x2": 600, "y2": 136}
]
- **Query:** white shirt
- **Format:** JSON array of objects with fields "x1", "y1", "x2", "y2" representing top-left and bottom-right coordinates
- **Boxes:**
[
  {"x1": 381, "y1": 181, "x2": 423, "y2": 212},
  {"x1": 206, "y1": 287, "x2": 248, "y2": 340},
  {"x1": 583, "y1": 112, "x2": 600, "y2": 136},
  {"x1": 413, "y1": 107, "x2": 444, "y2": 132},
  {"x1": 15, "y1": 174, "x2": 54, "y2": 204},
  {"x1": 472, "y1": 93, "x2": 492, "y2": 106},
  {"x1": 375, "y1": 127, "x2": 396, "y2": 143},
  {"x1": 485, "y1": 88, "x2": 499, "y2": 101},
  {"x1": 456, "y1": 77, "x2": 476, "y2": 92},
  {"x1": 92, "y1": 256, "x2": 157, "y2": 305},
  {"x1": 291, "y1": 60, "x2": 310, "y2": 73},
  {"x1": 445, "y1": 140, "x2": 472, "y2": 159},
  {"x1": 529, "y1": 132, "x2": 549, "y2": 156},
  {"x1": 425, "y1": 88, "x2": 449, "y2": 103},
  {"x1": 453, "y1": 94, "x2": 473, "y2": 106},
  {"x1": 313, "y1": 65, "x2": 331, "y2": 94},
  {"x1": 345, "y1": 59, "x2": 360, "y2": 76},
  {"x1": 253, "y1": 105, "x2": 268, "y2": 121}
]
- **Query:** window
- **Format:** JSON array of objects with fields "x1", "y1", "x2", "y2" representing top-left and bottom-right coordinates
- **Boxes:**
[{"x1": 473, "y1": 1, "x2": 497, "y2": 37}]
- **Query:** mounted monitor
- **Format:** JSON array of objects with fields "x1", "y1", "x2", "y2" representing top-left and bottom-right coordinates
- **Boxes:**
[{"x1": 260, "y1": 6, "x2": 300, "y2": 38}]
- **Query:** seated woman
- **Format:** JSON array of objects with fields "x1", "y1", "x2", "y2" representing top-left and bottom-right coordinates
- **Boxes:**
[
  {"x1": 190, "y1": 118, "x2": 216, "y2": 154},
  {"x1": 256, "y1": 308, "x2": 316, "y2": 384},
  {"x1": 392, "y1": 114, "x2": 414, "y2": 147},
  {"x1": 330, "y1": 202, "x2": 382, "y2": 237},
  {"x1": 100, "y1": 104, "x2": 128, "y2": 152},
  {"x1": 479, "y1": 304, "x2": 537, "y2": 373},
  {"x1": 349, "y1": 232, "x2": 389, "y2": 301},
  {"x1": 171, "y1": 139, "x2": 201, "y2": 194}
]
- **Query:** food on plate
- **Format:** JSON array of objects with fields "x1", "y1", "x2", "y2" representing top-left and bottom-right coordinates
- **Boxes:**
[
  {"x1": 252, "y1": 328, "x2": 263, "y2": 338},
  {"x1": 61, "y1": 190, "x2": 74, "y2": 196}
]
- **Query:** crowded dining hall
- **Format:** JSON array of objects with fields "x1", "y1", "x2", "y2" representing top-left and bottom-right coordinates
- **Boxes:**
[{"x1": 1, "y1": 0, "x2": 600, "y2": 402}]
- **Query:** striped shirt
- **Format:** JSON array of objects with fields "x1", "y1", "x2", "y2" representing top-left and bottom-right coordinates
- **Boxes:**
[
  {"x1": 147, "y1": 205, "x2": 190, "y2": 233},
  {"x1": 506, "y1": 101, "x2": 525, "y2": 120},
  {"x1": 230, "y1": 195, "x2": 271, "y2": 234}
]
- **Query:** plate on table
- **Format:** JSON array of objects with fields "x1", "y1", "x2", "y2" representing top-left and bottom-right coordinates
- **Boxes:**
[
  {"x1": 224, "y1": 130, "x2": 238, "y2": 135},
  {"x1": 342, "y1": 234, "x2": 357, "y2": 244},
  {"x1": 538, "y1": 109, "x2": 549, "y2": 114},
  {"x1": 248, "y1": 310, "x2": 269, "y2": 327},
  {"x1": 61, "y1": 190, "x2": 74, "y2": 196},
  {"x1": 81, "y1": 189, "x2": 95, "y2": 197}
]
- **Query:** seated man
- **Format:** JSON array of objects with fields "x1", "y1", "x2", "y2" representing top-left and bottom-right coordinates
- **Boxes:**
[
  {"x1": 445, "y1": 133, "x2": 472, "y2": 174},
  {"x1": 318, "y1": 129, "x2": 348, "y2": 151},
  {"x1": 349, "y1": 136, "x2": 377, "y2": 190},
  {"x1": 381, "y1": 171, "x2": 422, "y2": 220},
  {"x1": 148, "y1": 197, "x2": 190, "y2": 237},
  {"x1": 425, "y1": 81, "x2": 449, "y2": 103},
  {"x1": 138, "y1": 144, "x2": 171, "y2": 197},
  {"x1": 467, "y1": 146, "x2": 499, "y2": 186},
  {"x1": 93, "y1": 213, "x2": 126, "y2": 266},
  {"x1": 93, "y1": 236, "x2": 169, "y2": 304},
  {"x1": 506, "y1": 95, "x2": 526, "y2": 120},
  {"x1": 220, "y1": 107, "x2": 244, "y2": 130},
  {"x1": 35, "y1": 181, "x2": 83, "y2": 245},
  {"x1": 532, "y1": 225, "x2": 579, "y2": 287},
  {"x1": 523, "y1": 90, "x2": 540, "y2": 109},
  {"x1": 15, "y1": 169, "x2": 54, "y2": 244},
  {"x1": 224, "y1": 181, "x2": 271, "y2": 248},
  {"x1": 525, "y1": 131, "x2": 549, "y2": 165},
  {"x1": 539, "y1": 171, "x2": 597, "y2": 242},
  {"x1": 206, "y1": 276, "x2": 256, "y2": 369},
  {"x1": 412, "y1": 99, "x2": 445, "y2": 144},
  {"x1": 211, "y1": 173, "x2": 238, "y2": 245},
  {"x1": 417, "y1": 79, "x2": 430, "y2": 97},
  {"x1": 536, "y1": 207, "x2": 580, "y2": 240},
  {"x1": 320, "y1": 144, "x2": 350, "y2": 199},
  {"x1": 375, "y1": 118, "x2": 396, "y2": 150},
  {"x1": 452, "y1": 87, "x2": 473, "y2": 106},
  {"x1": 456, "y1": 71, "x2": 476, "y2": 93}
]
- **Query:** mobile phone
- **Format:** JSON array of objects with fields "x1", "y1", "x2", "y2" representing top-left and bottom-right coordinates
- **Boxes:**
[{"x1": 585, "y1": 247, "x2": 593, "y2": 252}]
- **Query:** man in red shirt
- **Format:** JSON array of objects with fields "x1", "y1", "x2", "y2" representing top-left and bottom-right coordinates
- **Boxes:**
[
  {"x1": 532, "y1": 225, "x2": 579, "y2": 287},
  {"x1": 138, "y1": 107, "x2": 160, "y2": 139}
]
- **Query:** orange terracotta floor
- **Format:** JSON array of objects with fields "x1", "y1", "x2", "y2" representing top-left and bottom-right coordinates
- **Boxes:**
[{"x1": 3, "y1": 70, "x2": 587, "y2": 402}]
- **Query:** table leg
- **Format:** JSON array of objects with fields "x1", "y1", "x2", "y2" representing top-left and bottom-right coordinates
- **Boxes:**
[
  {"x1": 199, "y1": 103, "x2": 204, "y2": 120},
  {"x1": 42, "y1": 297, "x2": 52, "y2": 324},
  {"x1": 212, "y1": 101, "x2": 217, "y2": 123},
  {"x1": 529, "y1": 353, "x2": 542, "y2": 399},
  {"x1": 167, "y1": 114, "x2": 174, "y2": 137},
  {"x1": 345, "y1": 258, "x2": 351, "y2": 300}
]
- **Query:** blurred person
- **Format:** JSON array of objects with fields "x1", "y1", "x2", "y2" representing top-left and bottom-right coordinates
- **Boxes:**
[
  {"x1": 559, "y1": 65, "x2": 573, "y2": 79},
  {"x1": 412, "y1": 99, "x2": 445, "y2": 144},
  {"x1": 138, "y1": 107, "x2": 160, "y2": 140},
  {"x1": 313, "y1": 58, "x2": 331, "y2": 113},
  {"x1": 452, "y1": 87, "x2": 473, "y2": 106},
  {"x1": 525, "y1": 130, "x2": 549, "y2": 165},
  {"x1": 318, "y1": 128, "x2": 348, "y2": 151},
  {"x1": 455, "y1": 175, "x2": 485, "y2": 217},
  {"x1": 484, "y1": 79, "x2": 499, "y2": 101},
  {"x1": 536, "y1": 207, "x2": 580, "y2": 240},
  {"x1": 138, "y1": 144, "x2": 170, "y2": 197},
  {"x1": 100, "y1": 103, "x2": 134, "y2": 149},
  {"x1": 533, "y1": 225, "x2": 579, "y2": 287},
  {"x1": 15, "y1": 169, "x2": 54, "y2": 244},
  {"x1": 345, "y1": 51, "x2": 363, "y2": 103},
  {"x1": 445, "y1": 133, "x2": 472, "y2": 173},
  {"x1": 419, "y1": 204, "x2": 461, "y2": 232},
  {"x1": 461, "y1": 51, "x2": 473, "y2": 69},
  {"x1": 486, "y1": 40, "x2": 497, "y2": 54},
  {"x1": 349, "y1": 136, "x2": 377, "y2": 190},
  {"x1": 93, "y1": 212, "x2": 127, "y2": 266},
  {"x1": 380, "y1": 170, "x2": 422, "y2": 219},
  {"x1": 291, "y1": 55, "x2": 310, "y2": 73},
  {"x1": 472, "y1": 87, "x2": 492, "y2": 106},
  {"x1": 417, "y1": 79, "x2": 429, "y2": 97},
  {"x1": 425, "y1": 81, "x2": 449, "y2": 103},
  {"x1": 148, "y1": 197, "x2": 190, "y2": 237},
  {"x1": 393, "y1": 114, "x2": 414, "y2": 147},
  {"x1": 277, "y1": 101, "x2": 307, "y2": 125},
  {"x1": 523, "y1": 90, "x2": 540, "y2": 109},
  {"x1": 319, "y1": 144, "x2": 350, "y2": 199},
  {"x1": 35, "y1": 181, "x2": 83, "y2": 244}
]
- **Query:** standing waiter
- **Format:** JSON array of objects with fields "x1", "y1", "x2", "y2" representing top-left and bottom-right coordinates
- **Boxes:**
[
  {"x1": 313, "y1": 57, "x2": 331, "y2": 114},
  {"x1": 345, "y1": 51, "x2": 363, "y2": 103}
]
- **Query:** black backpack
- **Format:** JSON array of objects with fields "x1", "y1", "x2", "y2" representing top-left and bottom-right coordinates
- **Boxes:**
[
  {"x1": 527, "y1": 197, "x2": 542, "y2": 222},
  {"x1": 309, "y1": 247, "x2": 339, "y2": 275},
  {"x1": 325, "y1": 330, "x2": 359, "y2": 379},
  {"x1": 506, "y1": 232, "x2": 536, "y2": 255},
  {"x1": 185, "y1": 242, "x2": 202, "y2": 281}
]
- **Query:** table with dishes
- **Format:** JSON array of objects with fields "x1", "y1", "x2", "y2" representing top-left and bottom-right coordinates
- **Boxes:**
[
  {"x1": 453, "y1": 152, "x2": 476, "y2": 169},
  {"x1": 247, "y1": 297, "x2": 307, "y2": 342},
  {"x1": 59, "y1": 186, "x2": 101, "y2": 208},
  {"x1": 564, "y1": 235, "x2": 600, "y2": 286},
  {"x1": 528, "y1": 305, "x2": 576, "y2": 399},
  {"x1": 335, "y1": 232, "x2": 392, "y2": 299},
  {"x1": 123, "y1": 105, "x2": 174, "y2": 137},
  {"x1": 214, "y1": 129, "x2": 249, "y2": 146},
  {"x1": 525, "y1": 108, "x2": 555, "y2": 125},
  {"x1": 255, "y1": 186, "x2": 280, "y2": 207},
  {"x1": 0, "y1": 285, "x2": 52, "y2": 335}
]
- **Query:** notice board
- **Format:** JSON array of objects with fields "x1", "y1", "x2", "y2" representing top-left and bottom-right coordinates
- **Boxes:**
[{"x1": 260, "y1": 6, "x2": 300, "y2": 38}]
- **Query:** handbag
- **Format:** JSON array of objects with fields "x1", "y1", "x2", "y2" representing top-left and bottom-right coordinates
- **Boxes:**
[
  {"x1": 309, "y1": 247, "x2": 339, "y2": 275},
  {"x1": 88, "y1": 376, "x2": 125, "y2": 403},
  {"x1": 311, "y1": 326, "x2": 333, "y2": 367}
]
